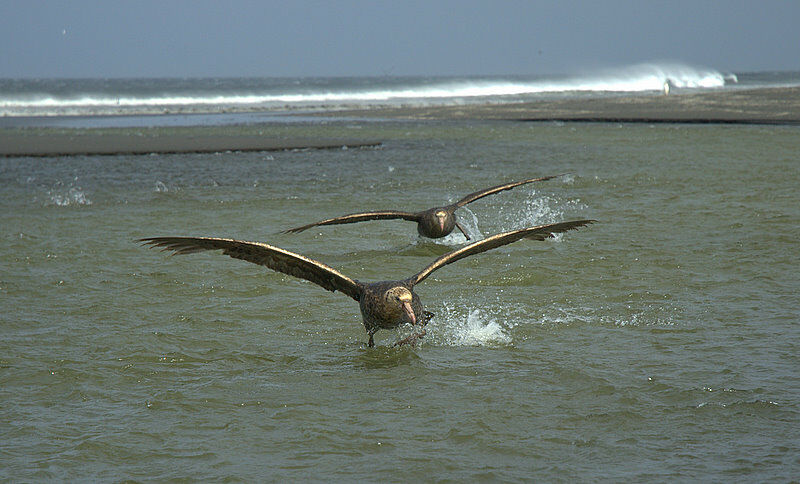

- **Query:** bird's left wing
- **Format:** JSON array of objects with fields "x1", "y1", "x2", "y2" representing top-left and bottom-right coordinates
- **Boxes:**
[
  {"x1": 454, "y1": 174, "x2": 566, "y2": 207},
  {"x1": 282, "y1": 210, "x2": 419, "y2": 234},
  {"x1": 406, "y1": 220, "x2": 594, "y2": 286},
  {"x1": 141, "y1": 237, "x2": 362, "y2": 301}
]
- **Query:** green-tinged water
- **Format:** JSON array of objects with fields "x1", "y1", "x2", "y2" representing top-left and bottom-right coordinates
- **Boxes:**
[{"x1": 2, "y1": 121, "x2": 798, "y2": 481}]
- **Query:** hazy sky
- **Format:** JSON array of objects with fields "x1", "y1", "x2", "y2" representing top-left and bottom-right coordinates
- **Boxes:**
[{"x1": 2, "y1": 1, "x2": 799, "y2": 78}]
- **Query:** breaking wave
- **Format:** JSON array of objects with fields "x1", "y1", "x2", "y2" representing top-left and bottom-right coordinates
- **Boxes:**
[{"x1": 1, "y1": 62, "x2": 739, "y2": 117}]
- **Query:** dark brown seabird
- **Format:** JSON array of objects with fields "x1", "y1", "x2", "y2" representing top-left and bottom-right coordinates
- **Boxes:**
[
  {"x1": 284, "y1": 174, "x2": 565, "y2": 239},
  {"x1": 141, "y1": 219, "x2": 593, "y2": 347}
]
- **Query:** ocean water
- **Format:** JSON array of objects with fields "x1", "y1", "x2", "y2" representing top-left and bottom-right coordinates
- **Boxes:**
[{"x1": 2, "y1": 70, "x2": 800, "y2": 480}]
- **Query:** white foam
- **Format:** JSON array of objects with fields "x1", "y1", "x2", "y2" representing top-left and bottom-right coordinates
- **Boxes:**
[
  {"x1": 570, "y1": 62, "x2": 730, "y2": 91},
  {"x1": 428, "y1": 307, "x2": 512, "y2": 346}
]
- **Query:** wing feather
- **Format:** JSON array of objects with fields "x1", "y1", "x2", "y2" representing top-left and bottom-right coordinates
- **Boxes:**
[
  {"x1": 455, "y1": 174, "x2": 566, "y2": 207},
  {"x1": 283, "y1": 210, "x2": 419, "y2": 234},
  {"x1": 140, "y1": 236, "x2": 362, "y2": 301},
  {"x1": 406, "y1": 220, "x2": 594, "y2": 286}
]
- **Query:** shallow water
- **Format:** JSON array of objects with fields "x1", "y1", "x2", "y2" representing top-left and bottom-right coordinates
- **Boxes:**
[{"x1": 2, "y1": 121, "x2": 799, "y2": 480}]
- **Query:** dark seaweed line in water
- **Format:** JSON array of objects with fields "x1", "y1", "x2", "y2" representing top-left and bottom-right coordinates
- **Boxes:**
[
  {"x1": 513, "y1": 117, "x2": 800, "y2": 125},
  {"x1": 0, "y1": 133, "x2": 382, "y2": 157}
]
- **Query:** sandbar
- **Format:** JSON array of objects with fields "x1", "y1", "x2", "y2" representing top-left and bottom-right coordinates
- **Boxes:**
[{"x1": 2, "y1": 86, "x2": 797, "y2": 157}]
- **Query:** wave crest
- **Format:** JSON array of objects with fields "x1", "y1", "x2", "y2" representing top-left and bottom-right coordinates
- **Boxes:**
[{"x1": 0, "y1": 62, "x2": 737, "y2": 117}]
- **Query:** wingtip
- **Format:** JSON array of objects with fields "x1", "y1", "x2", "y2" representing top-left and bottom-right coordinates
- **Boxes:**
[
  {"x1": 138, "y1": 237, "x2": 175, "y2": 255},
  {"x1": 139, "y1": 236, "x2": 174, "y2": 244},
  {"x1": 565, "y1": 219, "x2": 597, "y2": 229},
  {"x1": 521, "y1": 219, "x2": 596, "y2": 240},
  {"x1": 537, "y1": 172, "x2": 570, "y2": 182},
  {"x1": 544, "y1": 172, "x2": 573, "y2": 183},
  {"x1": 556, "y1": 218, "x2": 597, "y2": 234}
]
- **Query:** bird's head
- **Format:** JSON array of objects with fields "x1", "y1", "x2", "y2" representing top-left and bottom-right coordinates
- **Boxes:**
[
  {"x1": 385, "y1": 286, "x2": 416, "y2": 324},
  {"x1": 434, "y1": 209, "x2": 448, "y2": 230}
]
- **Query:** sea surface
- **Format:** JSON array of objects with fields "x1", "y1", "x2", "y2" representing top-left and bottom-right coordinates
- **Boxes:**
[{"x1": 2, "y1": 68, "x2": 800, "y2": 481}]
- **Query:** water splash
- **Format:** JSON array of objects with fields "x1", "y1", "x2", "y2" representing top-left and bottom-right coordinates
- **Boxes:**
[
  {"x1": 426, "y1": 307, "x2": 512, "y2": 346},
  {"x1": 437, "y1": 207, "x2": 483, "y2": 245},
  {"x1": 497, "y1": 192, "x2": 586, "y2": 231},
  {"x1": 450, "y1": 309, "x2": 511, "y2": 346},
  {"x1": 517, "y1": 195, "x2": 563, "y2": 226},
  {"x1": 154, "y1": 180, "x2": 182, "y2": 193},
  {"x1": 47, "y1": 186, "x2": 92, "y2": 206}
]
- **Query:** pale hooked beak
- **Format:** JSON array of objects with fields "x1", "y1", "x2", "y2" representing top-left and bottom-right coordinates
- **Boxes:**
[{"x1": 402, "y1": 301, "x2": 416, "y2": 325}]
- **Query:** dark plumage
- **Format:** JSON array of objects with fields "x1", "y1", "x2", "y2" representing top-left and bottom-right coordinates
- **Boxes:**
[
  {"x1": 141, "y1": 219, "x2": 593, "y2": 347},
  {"x1": 284, "y1": 174, "x2": 566, "y2": 239}
]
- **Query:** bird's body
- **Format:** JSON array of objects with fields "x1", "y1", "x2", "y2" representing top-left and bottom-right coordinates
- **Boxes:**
[
  {"x1": 358, "y1": 282, "x2": 431, "y2": 346},
  {"x1": 142, "y1": 219, "x2": 593, "y2": 347},
  {"x1": 284, "y1": 174, "x2": 565, "y2": 239},
  {"x1": 415, "y1": 207, "x2": 458, "y2": 238}
]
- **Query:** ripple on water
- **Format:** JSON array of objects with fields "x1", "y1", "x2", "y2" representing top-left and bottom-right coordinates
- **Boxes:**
[{"x1": 536, "y1": 301, "x2": 682, "y2": 329}]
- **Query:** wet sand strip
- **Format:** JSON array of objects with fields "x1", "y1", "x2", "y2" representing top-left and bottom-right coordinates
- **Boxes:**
[{"x1": 315, "y1": 86, "x2": 800, "y2": 125}]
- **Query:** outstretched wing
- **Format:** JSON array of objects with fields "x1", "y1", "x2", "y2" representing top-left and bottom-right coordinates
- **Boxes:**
[
  {"x1": 140, "y1": 236, "x2": 362, "y2": 301},
  {"x1": 283, "y1": 210, "x2": 420, "y2": 234},
  {"x1": 406, "y1": 220, "x2": 594, "y2": 286},
  {"x1": 455, "y1": 174, "x2": 566, "y2": 207}
]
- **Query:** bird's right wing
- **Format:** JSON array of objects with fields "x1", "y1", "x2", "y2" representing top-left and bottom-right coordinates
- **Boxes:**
[
  {"x1": 454, "y1": 174, "x2": 566, "y2": 207},
  {"x1": 283, "y1": 210, "x2": 420, "y2": 234},
  {"x1": 406, "y1": 220, "x2": 595, "y2": 286},
  {"x1": 140, "y1": 236, "x2": 362, "y2": 301}
]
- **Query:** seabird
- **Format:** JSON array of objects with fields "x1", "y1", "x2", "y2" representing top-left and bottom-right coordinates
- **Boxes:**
[
  {"x1": 141, "y1": 220, "x2": 593, "y2": 347},
  {"x1": 283, "y1": 174, "x2": 565, "y2": 239}
]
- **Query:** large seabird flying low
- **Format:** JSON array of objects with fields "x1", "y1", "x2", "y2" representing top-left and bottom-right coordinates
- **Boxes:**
[
  {"x1": 283, "y1": 174, "x2": 566, "y2": 239},
  {"x1": 141, "y1": 219, "x2": 593, "y2": 347}
]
